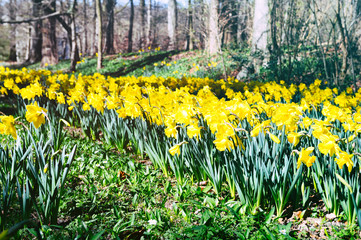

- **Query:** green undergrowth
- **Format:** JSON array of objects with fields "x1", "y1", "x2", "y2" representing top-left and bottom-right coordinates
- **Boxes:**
[
  {"x1": 19, "y1": 49, "x2": 245, "y2": 81},
  {"x1": 0, "y1": 132, "x2": 355, "y2": 239},
  {"x1": 16, "y1": 135, "x2": 270, "y2": 239}
]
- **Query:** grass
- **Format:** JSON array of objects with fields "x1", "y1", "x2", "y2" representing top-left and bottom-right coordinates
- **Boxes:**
[
  {"x1": 7, "y1": 134, "x2": 262, "y2": 239},
  {"x1": 1, "y1": 130, "x2": 356, "y2": 239},
  {"x1": 18, "y1": 49, "x2": 247, "y2": 81}
]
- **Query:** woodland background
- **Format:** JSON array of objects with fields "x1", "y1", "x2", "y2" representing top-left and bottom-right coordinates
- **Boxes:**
[{"x1": 1, "y1": 0, "x2": 361, "y2": 86}]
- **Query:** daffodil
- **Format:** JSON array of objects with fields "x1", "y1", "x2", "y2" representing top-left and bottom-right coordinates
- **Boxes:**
[
  {"x1": 213, "y1": 136, "x2": 234, "y2": 151},
  {"x1": 297, "y1": 147, "x2": 316, "y2": 168},
  {"x1": 335, "y1": 151, "x2": 354, "y2": 172},
  {"x1": 169, "y1": 141, "x2": 188, "y2": 156},
  {"x1": 187, "y1": 124, "x2": 201, "y2": 139},
  {"x1": 268, "y1": 132, "x2": 280, "y2": 144},
  {"x1": 317, "y1": 134, "x2": 340, "y2": 157},
  {"x1": 25, "y1": 101, "x2": 47, "y2": 128},
  {"x1": 0, "y1": 115, "x2": 17, "y2": 139},
  {"x1": 287, "y1": 132, "x2": 302, "y2": 146}
]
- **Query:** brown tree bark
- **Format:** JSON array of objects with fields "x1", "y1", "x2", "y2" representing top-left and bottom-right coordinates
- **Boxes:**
[
  {"x1": 8, "y1": 0, "x2": 17, "y2": 62},
  {"x1": 140, "y1": 0, "x2": 145, "y2": 48},
  {"x1": 83, "y1": 0, "x2": 88, "y2": 55},
  {"x1": 28, "y1": 0, "x2": 42, "y2": 63},
  {"x1": 41, "y1": 0, "x2": 58, "y2": 66},
  {"x1": 105, "y1": 0, "x2": 115, "y2": 54},
  {"x1": 127, "y1": 0, "x2": 134, "y2": 52},
  {"x1": 336, "y1": 2, "x2": 348, "y2": 85},
  {"x1": 147, "y1": 0, "x2": 152, "y2": 47},
  {"x1": 70, "y1": 0, "x2": 80, "y2": 71}
]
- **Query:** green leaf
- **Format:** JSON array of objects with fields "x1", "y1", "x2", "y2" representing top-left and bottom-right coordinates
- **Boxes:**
[
  {"x1": 335, "y1": 173, "x2": 353, "y2": 193},
  {"x1": 90, "y1": 230, "x2": 105, "y2": 240}
]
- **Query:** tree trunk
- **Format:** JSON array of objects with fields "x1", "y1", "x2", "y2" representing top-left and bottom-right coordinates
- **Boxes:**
[
  {"x1": 185, "y1": 0, "x2": 193, "y2": 50},
  {"x1": 229, "y1": 0, "x2": 238, "y2": 45},
  {"x1": 96, "y1": 0, "x2": 103, "y2": 69},
  {"x1": 252, "y1": 0, "x2": 269, "y2": 52},
  {"x1": 8, "y1": 0, "x2": 17, "y2": 62},
  {"x1": 167, "y1": 0, "x2": 177, "y2": 50},
  {"x1": 140, "y1": 0, "x2": 145, "y2": 48},
  {"x1": 336, "y1": 2, "x2": 348, "y2": 86},
  {"x1": 91, "y1": 1, "x2": 97, "y2": 55},
  {"x1": 147, "y1": 0, "x2": 152, "y2": 47},
  {"x1": 28, "y1": 0, "x2": 42, "y2": 63},
  {"x1": 354, "y1": 0, "x2": 361, "y2": 18},
  {"x1": 209, "y1": 0, "x2": 219, "y2": 54},
  {"x1": 128, "y1": 0, "x2": 134, "y2": 52},
  {"x1": 105, "y1": 0, "x2": 115, "y2": 54},
  {"x1": 237, "y1": 0, "x2": 250, "y2": 43},
  {"x1": 70, "y1": 0, "x2": 80, "y2": 71},
  {"x1": 83, "y1": 0, "x2": 88, "y2": 55},
  {"x1": 41, "y1": 0, "x2": 58, "y2": 66}
]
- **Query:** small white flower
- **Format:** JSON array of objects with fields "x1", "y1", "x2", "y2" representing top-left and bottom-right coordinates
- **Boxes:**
[
  {"x1": 279, "y1": 229, "x2": 287, "y2": 235},
  {"x1": 148, "y1": 219, "x2": 157, "y2": 225}
]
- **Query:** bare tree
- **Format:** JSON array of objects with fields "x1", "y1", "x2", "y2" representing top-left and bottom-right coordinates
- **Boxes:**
[
  {"x1": 167, "y1": 0, "x2": 177, "y2": 50},
  {"x1": 147, "y1": 0, "x2": 152, "y2": 46},
  {"x1": 8, "y1": 0, "x2": 17, "y2": 61},
  {"x1": 41, "y1": 0, "x2": 58, "y2": 66},
  {"x1": 209, "y1": 0, "x2": 219, "y2": 54},
  {"x1": 28, "y1": 0, "x2": 42, "y2": 63},
  {"x1": 140, "y1": 0, "x2": 145, "y2": 48},
  {"x1": 185, "y1": 0, "x2": 194, "y2": 50},
  {"x1": 96, "y1": 0, "x2": 103, "y2": 69},
  {"x1": 70, "y1": 0, "x2": 80, "y2": 71},
  {"x1": 128, "y1": 0, "x2": 134, "y2": 52},
  {"x1": 105, "y1": 0, "x2": 115, "y2": 54},
  {"x1": 252, "y1": 0, "x2": 269, "y2": 52},
  {"x1": 237, "y1": 0, "x2": 251, "y2": 43},
  {"x1": 83, "y1": 0, "x2": 88, "y2": 55}
]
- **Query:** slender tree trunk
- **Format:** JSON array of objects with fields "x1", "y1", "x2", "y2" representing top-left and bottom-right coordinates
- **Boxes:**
[
  {"x1": 8, "y1": 0, "x2": 17, "y2": 61},
  {"x1": 128, "y1": 0, "x2": 134, "y2": 52},
  {"x1": 167, "y1": 0, "x2": 177, "y2": 50},
  {"x1": 96, "y1": 0, "x2": 103, "y2": 69},
  {"x1": 229, "y1": 0, "x2": 238, "y2": 45},
  {"x1": 147, "y1": 0, "x2": 152, "y2": 47},
  {"x1": 269, "y1": 0, "x2": 279, "y2": 77},
  {"x1": 237, "y1": 0, "x2": 250, "y2": 43},
  {"x1": 209, "y1": 0, "x2": 219, "y2": 54},
  {"x1": 83, "y1": 0, "x2": 88, "y2": 55},
  {"x1": 140, "y1": 0, "x2": 145, "y2": 48},
  {"x1": 70, "y1": 0, "x2": 80, "y2": 71},
  {"x1": 185, "y1": 0, "x2": 193, "y2": 50},
  {"x1": 41, "y1": 0, "x2": 58, "y2": 66},
  {"x1": 105, "y1": 0, "x2": 115, "y2": 54},
  {"x1": 311, "y1": 0, "x2": 329, "y2": 82},
  {"x1": 252, "y1": 0, "x2": 269, "y2": 52},
  {"x1": 28, "y1": 0, "x2": 42, "y2": 63},
  {"x1": 335, "y1": 2, "x2": 348, "y2": 86},
  {"x1": 354, "y1": 0, "x2": 361, "y2": 19},
  {"x1": 91, "y1": 1, "x2": 97, "y2": 55}
]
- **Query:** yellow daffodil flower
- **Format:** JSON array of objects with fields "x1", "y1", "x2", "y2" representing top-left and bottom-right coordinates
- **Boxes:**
[
  {"x1": 0, "y1": 115, "x2": 17, "y2": 139},
  {"x1": 25, "y1": 101, "x2": 47, "y2": 128},
  {"x1": 297, "y1": 147, "x2": 316, "y2": 168}
]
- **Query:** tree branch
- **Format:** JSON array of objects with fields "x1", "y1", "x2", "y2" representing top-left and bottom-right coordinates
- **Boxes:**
[{"x1": 0, "y1": 11, "x2": 69, "y2": 24}]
